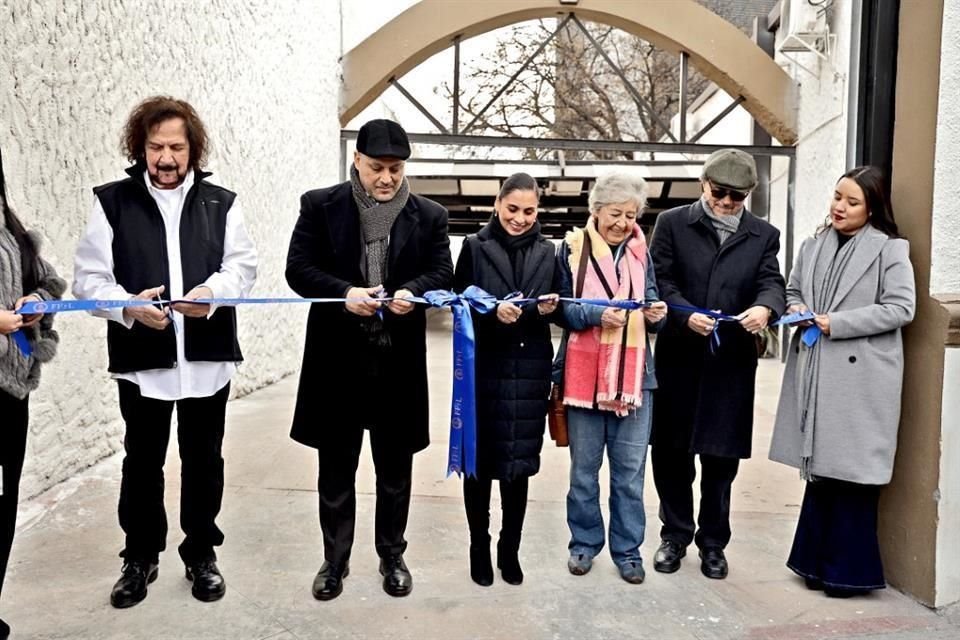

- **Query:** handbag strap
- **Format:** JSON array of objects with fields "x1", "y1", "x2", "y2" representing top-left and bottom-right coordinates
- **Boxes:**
[
  {"x1": 574, "y1": 230, "x2": 592, "y2": 297},
  {"x1": 559, "y1": 231, "x2": 594, "y2": 396}
]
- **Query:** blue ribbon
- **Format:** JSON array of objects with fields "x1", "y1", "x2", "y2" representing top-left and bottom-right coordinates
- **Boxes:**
[
  {"x1": 774, "y1": 310, "x2": 815, "y2": 326},
  {"x1": 9, "y1": 292, "x2": 629, "y2": 358},
  {"x1": 11, "y1": 330, "x2": 32, "y2": 357},
  {"x1": 7, "y1": 291, "x2": 662, "y2": 475},
  {"x1": 668, "y1": 304, "x2": 740, "y2": 353},
  {"x1": 801, "y1": 326, "x2": 822, "y2": 347},
  {"x1": 17, "y1": 298, "x2": 160, "y2": 314},
  {"x1": 773, "y1": 310, "x2": 822, "y2": 347},
  {"x1": 422, "y1": 286, "x2": 497, "y2": 478}
]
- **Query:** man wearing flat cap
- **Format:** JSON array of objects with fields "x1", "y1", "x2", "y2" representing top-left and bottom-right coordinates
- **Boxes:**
[
  {"x1": 286, "y1": 119, "x2": 452, "y2": 600},
  {"x1": 648, "y1": 148, "x2": 785, "y2": 581}
]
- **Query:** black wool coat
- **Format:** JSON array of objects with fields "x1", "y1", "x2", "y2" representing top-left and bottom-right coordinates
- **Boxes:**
[
  {"x1": 454, "y1": 224, "x2": 561, "y2": 480},
  {"x1": 285, "y1": 182, "x2": 453, "y2": 453},
  {"x1": 649, "y1": 201, "x2": 785, "y2": 459}
]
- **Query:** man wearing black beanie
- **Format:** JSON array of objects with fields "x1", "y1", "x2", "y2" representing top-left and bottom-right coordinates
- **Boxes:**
[{"x1": 286, "y1": 119, "x2": 453, "y2": 600}]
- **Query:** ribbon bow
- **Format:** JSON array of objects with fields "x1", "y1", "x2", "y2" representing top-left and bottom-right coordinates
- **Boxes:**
[{"x1": 421, "y1": 286, "x2": 498, "y2": 478}]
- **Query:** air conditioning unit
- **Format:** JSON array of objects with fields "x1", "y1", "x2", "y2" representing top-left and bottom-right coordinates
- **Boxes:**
[
  {"x1": 776, "y1": 0, "x2": 836, "y2": 77},
  {"x1": 778, "y1": 0, "x2": 831, "y2": 51}
]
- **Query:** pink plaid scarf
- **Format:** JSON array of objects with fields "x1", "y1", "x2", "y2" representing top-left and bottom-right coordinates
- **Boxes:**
[{"x1": 563, "y1": 219, "x2": 647, "y2": 416}]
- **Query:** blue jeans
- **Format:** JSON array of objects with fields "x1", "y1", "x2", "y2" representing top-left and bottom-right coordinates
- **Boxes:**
[{"x1": 566, "y1": 393, "x2": 653, "y2": 567}]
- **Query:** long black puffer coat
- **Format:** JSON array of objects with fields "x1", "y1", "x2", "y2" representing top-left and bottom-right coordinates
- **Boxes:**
[{"x1": 454, "y1": 220, "x2": 562, "y2": 480}]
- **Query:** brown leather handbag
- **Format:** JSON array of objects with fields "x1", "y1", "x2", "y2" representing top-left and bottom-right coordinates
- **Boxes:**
[
  {"x1": 547, "y1": 383, "x2": 568, "y2": 447},
  {"x1": 548, "y1": 235, "x2": 592, "y2": 448}
]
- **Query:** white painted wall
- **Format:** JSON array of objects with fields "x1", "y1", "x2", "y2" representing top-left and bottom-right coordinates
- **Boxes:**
[
  {"x1": 1, "y1": 1, "x2": 341, "y2": 498},
  {"x1": 773, "y1": 0, "x2": 854, "y2": 262},
  {"x1": 931, "y1": 0, "x2": 960, "y2": 294},
  {"x1": 938, "y1": 347, "x2": 960, "y2": 607},
  {"x1": 934, "y1": 0, "x2": 960, "y2": 608}
]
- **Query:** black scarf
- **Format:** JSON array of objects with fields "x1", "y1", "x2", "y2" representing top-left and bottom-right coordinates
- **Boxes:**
[{"x1": 486, "y1": 216, "x2": 542, "y2": 288}]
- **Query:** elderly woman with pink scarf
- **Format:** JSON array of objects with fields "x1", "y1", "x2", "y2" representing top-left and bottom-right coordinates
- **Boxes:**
[{"x1": 553, "y1": 172, "x2": 667, "y2": 584}]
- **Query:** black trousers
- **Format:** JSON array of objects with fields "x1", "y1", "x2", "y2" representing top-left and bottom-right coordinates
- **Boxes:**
[
  {"x1": 317, "y1": 425, "x2": 413, "y2": 565},
  {"x1": 0, "y1": 390, "x2": 29, "y2": 599},
  {"x1": 651, "y1": 442, "x2": 740, "y2": 550},
  {"x1": 463, "y1": 476, "x2": 529, "y2": 552},
  {"x1": 117, "y1": 380, "x2": 230, "y2": 565},
  {"x1": 787, "y1": 478, "x2": 885, "y2": 591}
]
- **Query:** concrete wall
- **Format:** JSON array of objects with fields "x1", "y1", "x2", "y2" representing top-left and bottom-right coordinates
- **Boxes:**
[
  {"x1": 931, "y1": 0, "x2": 960, "y2": 293},
  {"x1": 1, "y1": 1, "x2": 342, "y2": 498},
  {"x1": 932, "y1": 0, "x2": 960, "y2": 608},
  {"x1": 938, "y1": 346, "x2": 960, "y2": 605}
]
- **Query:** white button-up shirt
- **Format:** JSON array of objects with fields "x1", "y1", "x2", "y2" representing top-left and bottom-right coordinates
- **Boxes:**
[{"x1": 73, "y1": 170, "x2": 258, "y2": 401}]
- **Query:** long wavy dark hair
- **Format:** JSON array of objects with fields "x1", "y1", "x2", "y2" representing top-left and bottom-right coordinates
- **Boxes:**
[
  {"x1": 827, "y1": 166, "x2": 901, "y2": 238},
  {"x1": 0, "y1": 146, "x2": 39, "y2": 291},
  {"x1": 121, "y1": 96, "x2": 209, "y2": 169}
]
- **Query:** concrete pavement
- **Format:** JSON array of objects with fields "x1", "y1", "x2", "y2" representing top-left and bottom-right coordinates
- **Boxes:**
[{"x1": 4, "y1": 315, "x2": 959, "y2": 639}]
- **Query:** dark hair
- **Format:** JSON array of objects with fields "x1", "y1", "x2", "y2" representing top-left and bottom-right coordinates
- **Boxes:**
[
  {"x1": 838, "y1": 166, "x2": 901, "y2": 238},
  {"x1": 0, "y1": 146, "x2": 39, "y2": 291},
  {"x1": 497, "y1": 172, "x2": 540, "y2": 201},
  {"x1": 122, "y1": 96, "x2": 209, "y2": 169}
]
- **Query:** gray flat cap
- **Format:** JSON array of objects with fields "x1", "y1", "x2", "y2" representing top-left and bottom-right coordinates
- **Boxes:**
[{"x1": 702, "y1": 149, "x2": 758, "y2": 191}]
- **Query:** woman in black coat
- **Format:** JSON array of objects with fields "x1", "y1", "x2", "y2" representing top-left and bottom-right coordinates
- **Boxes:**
[{"x1": 453, "y1": 173, "x2": 561, "y2": 587}]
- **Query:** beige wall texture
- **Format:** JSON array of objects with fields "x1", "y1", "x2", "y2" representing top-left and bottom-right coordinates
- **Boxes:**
[
  {"x1": 882, "y1": 0, "x2": 947, "y2": 608},
  {"x1": 933, "y1": 0, "x2": 960, "y2": 608},
  {"x1": 1, "y1": 1, "x2": 342, "y2": 499}
]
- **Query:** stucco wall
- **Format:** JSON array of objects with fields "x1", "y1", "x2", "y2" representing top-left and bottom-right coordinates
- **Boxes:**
[
  {"x1": 938, "y1": 345, "x2": 960, "y2": 605},
  {"x1": 934, "y1": 0, "x2": 960, "y2": 607},
  {"x1": 1, "y1": 1, "x2": 341, "y2": 498},
  {"x1": 775, "y1": 0, "x2": 854, "y2": 260},
  {"x1": 931, "y1": 0, "x2": 960, "y2": 293}
]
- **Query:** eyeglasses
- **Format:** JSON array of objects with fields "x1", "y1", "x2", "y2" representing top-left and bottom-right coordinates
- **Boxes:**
[{"x1": 708, "y1": 182, "x2": 749, "y2": 202}]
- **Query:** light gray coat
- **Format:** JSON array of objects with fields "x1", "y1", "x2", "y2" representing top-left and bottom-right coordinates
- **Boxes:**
[{"x1": 769, "y1": 225, "x2": 915, "y2": 485}]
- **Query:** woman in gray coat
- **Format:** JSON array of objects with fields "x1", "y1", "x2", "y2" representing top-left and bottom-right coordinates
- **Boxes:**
[
  {"x1": 769, "y1": 166, "x2": 915, "y2": 597},
  {"x1": 0, "y1": 145, "x2": 64, "y2": 640}
]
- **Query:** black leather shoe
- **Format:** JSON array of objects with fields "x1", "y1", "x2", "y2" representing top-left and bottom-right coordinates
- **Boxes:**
[
  {"x1": 699, "y1": 547, "x2": 728, "y2": 579},
  {"x1": 312, "y1": 561, "x2": 349, "y2": 601},
  {"x1": 185, "y1": 558, "x2": 226, "y2": 602},
  {"x1": 653, "y1": 540, "x2": 686, "y2": 573},
  {"x1": 469, "y1": 544, "x2": 494, "y2": 587},
  {"x1": 0, "y1": 617, "x2": 10, "y2": 640},
  {"x1": 110, "y1": 560, "x2": 159, "y2": 608},
  {"x1": 379, "y1": 554, "x2": 413, "y2": 597}
]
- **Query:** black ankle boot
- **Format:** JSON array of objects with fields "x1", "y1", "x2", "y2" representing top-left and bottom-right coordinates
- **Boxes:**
[
  {"x1": 469, "y1": 543, "x2": 494, "y2": 586},
  {"x1": 497, "y1": 540, "x2": 523, "y2": 585}
]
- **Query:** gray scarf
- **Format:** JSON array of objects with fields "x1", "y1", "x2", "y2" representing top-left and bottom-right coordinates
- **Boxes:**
[
  {"x1": 350, "y1": 165, "x2": 410, "y2": 287},
  {"x1": 796, "y1": 227, "x2": 864, "y2": 480},
  {"x1": 701, "y1": 197, "x2": 742, "y2": 244}
]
